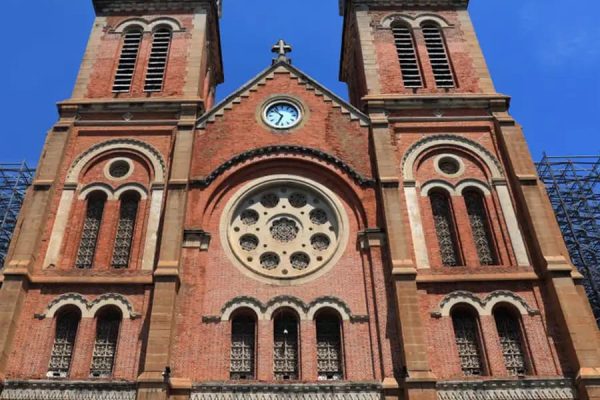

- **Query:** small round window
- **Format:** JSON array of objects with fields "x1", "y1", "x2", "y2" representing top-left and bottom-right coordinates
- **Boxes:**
[
  {"x1": 221, "y1": 176, "x2": 349, "y2": 284},
  {"x1": 437, "y1": 156, "x2": 462, "y2": 176},
  {"x1": 107, "y1": 159, "x2": 133, "y2": 180}
]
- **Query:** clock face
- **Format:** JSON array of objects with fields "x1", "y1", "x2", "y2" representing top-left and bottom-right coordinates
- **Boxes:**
[{"x1": 264, "y1": 102, "x2": 301, "y2": 129}]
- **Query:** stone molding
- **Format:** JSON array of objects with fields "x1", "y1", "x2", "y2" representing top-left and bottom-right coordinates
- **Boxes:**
[
  {"x1": 37, "y1": 293, "x2": 140, "y2": 320},
  {"x1": 402, "y1": 135, "x2": 504, "y2": 182},
  {"x1": 420, "y1": 179, "x2": 491, "y2": 197},
  {"x1": 431, "y1": 290, "x2": 540, "y2": 318},
  {"x1": 191, "y1": 145, "x2": 376, "y2": 188},
  {"x1": 340, "y1": 0, "x2": 469, "y2": 15},
  {"x1": 204, "y1": 295, "x2": 369, "y2": 322},
  {"x1": 192, "y1": 382, "x2": 383, "y2": 400},
  {"x1": 112, "y1": 17, "x2": 185, "y2": 33},
  {"x1": 93, "y1": 0, "x2": 219, "y2": 14},
  {"x1": 380, "y1": 13, "x2": 451, "y2": 29},
  {"x1": 436, "y1": 378, "x2": 576, "y2": 400},
  {"x1": 0, "y1": 380, "x2": 136, "y2": 400}
]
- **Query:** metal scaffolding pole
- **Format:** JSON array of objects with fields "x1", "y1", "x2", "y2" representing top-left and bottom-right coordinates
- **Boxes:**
[
  {"x1": 0, "y1": 162, "x2": 35, "y2": 268},
  {"x1": 536, "y1": 155, "x2": 600, "y2": 326}
]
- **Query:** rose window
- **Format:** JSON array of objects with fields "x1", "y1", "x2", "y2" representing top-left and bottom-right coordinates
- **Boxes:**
[{"x1": 223, "y1": 177, "x2": 347, "y2": 282}]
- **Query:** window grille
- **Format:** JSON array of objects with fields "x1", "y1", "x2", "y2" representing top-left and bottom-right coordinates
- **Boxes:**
[
  {"x1": 273, "y1": 314, "x2": 299, "y2": 380},
  {"x1": 144, "y1": 29, "x2": 172, "y2": 92},
  {"x1": 494, "y1": 310, "x2": 527, "y2": 376},
  {"x1": 422, "y1": 24, "x2": 455, "y2": 88},
  {"x1": 90, "y1": 313, "x2": 121, "y2": 378},
  {"x1": 464, "y1": 191, "x2": 497, "y2": 266},
  {"x1": 112, "y1": 29, "x2": 143, "y2": 93},
  {"x1": 392, "y1": 25, "x2": 423, "y2": 88},
  {"x1": 452, "y1": 311, "x2": 484, "y2": 376},
  {"x1": 316, "y1": 316, "x2": 343, "y2": 380},
  {"x1": 75, "y1": 195, "x2": 106, "y2": 269},
  {"x1": 111, "y1": 195, "x2": 139, "y2": 269},
  {"x1": 230, "y1": 316, "x2": 256, "y2": 380},
  {"x1": 430, "y1": 192, "x2": 461, "y2": 266},
  {"x1": 48, "y1": 312, "x2": 80, "y2": 378}
]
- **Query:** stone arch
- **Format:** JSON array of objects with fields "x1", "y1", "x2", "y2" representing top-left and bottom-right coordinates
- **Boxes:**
[
  {"x1": 221, "y1": 297, "x2": 264, "y2": 321},
  {"x1": 434, "y1": 291, "x2": 538, "y2": 318},
  {"x1": 149, "y1": 17, "x2": 184, "y2": 32},
  {"x1": 66, "y1": 139, "x2": 166, "y2": 185},
  {"x1": 381, "y1": 14, "x2": 414, "y2": 28},
  {"x1": 456, "y1": 179, "x2": 492, "y2": 196},
  {"x1": 436, "y1": 291, "x2": 486, "y2": 317},
  {"x1": 264, "y1": 296, "x2": 308, "y2": 320},
  {"x1": 114, "y1": 183, "x2": 149, "y2": 200},
  {"x1": 113, "y1": 18, "x2": 149, "y2": 33},
  {"x1": 89, "y1": 294, "x2": 138, "y2": 319},
  {"x1": 420, "y1": 180, "x2": 457, "y2": 197},
  {"x1": 415, "y1": 15, "x2": 451, "y2": 29},
  {"x1": 402, "y1": 135, "x2": 504, "y2": 183},
  {"x1": 307, "y1": 297, "x2": 352, "y2": 321},
  {"x1": 44, "y1": 294, "x2": 88, "y2": 319},
  {"x1": 381, "y1": 13, "x2": 450, "y2": 29},
  {"x1": 483, "y1": 291, "x2": 538, "y2": 316},
  {"x1": 78, "y1": 183, "x2": 115, "y2": 201}
]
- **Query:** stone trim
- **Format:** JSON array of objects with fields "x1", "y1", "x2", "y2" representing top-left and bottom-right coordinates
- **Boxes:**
[
  {"x1": 112, "y1": 17, "x2": 185, "y2": 33},
  {"x1": 190, "y1": 145, "x2": 376, "y2": 188},
  {"x1": 93, "y1": 0, "x2": 219, "y2": 14},
  {"x1": 402, "y1": 135, "x2": 504, "y2": 182},
  {"x1": 192, "y1": 382, "x2": 383, "y2": 400},
  {"x1": 207, "y1": 295, "x2": 368, "y2": 322},
  {"x1": 420, "y1": 179, "x2": 492, "y2": 197},
  {"x1": 340, "y1": 0, "x2": 469, "y2": 15},
  {"x1": 38, "y1": 293, "x2": 140, "y2": 320},
  {"x1": 436, "y1": 378, "x2": 576, "y2": 400},
  {"x1": 380, "y1": 13, "x2": 452, "y2": 29},
  {"x1": 432, "y1": 290, "x2": 540, "y2": 318},
  {"x1": 0, "y1": 380, "x2": 136, "y2": 400}
]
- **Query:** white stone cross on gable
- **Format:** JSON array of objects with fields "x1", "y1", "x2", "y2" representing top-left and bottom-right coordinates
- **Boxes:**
[{"x1": 272, "y1": 39, "x2": 293, "y2": 64}]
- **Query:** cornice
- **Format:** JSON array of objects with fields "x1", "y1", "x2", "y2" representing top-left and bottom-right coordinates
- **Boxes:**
[
  {"x1": 92, "y1": 0, "x2": 221, "y2": 15},
  {"x1": 340, "y1": 0, "x2": 469, "y2": 15},
  {"x1": 363, "y1": 94, "x2": 511, "y2": 111}
]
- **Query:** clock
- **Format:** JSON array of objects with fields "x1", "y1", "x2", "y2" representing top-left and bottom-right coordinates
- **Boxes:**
[{"x1": 264, "y1": 101, "x2": 302, "y2": 129}]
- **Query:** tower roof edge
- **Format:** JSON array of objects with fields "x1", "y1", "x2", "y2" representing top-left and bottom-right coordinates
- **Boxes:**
[
  {"x1": 92, "y1": 0, "x2": 222, "y2": 16},
  {"x1": 339, "y1": 0, "x2": 469, "y2": 15}
]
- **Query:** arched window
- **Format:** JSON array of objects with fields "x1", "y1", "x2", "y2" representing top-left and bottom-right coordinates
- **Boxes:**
[
  {"x1": 230, "y1": 313, "x2": 256, "y2": 380},
  {"x1": 112, "y1": 28, "x2": 143, "y2": 93},
  {"x1": 464, "y1": 190, "x2": 498, "y2": 266},
  {"x1": 422, "y1": 23, "x2": 455, "y2": 88},
  {"x1": 273, "y1": 311, "x2": 299, "y2": 380},
  {"x1": 75, "y1": 192, "x2": 107, "y2": 269},
  {"x1": 391, "y1": 23, "x2": 423, "y2": 89},
  {"x1": 144, "y1": 28, "x2": 173, "y2": 92},
  {"x1": 111, "y1": 192, "x2": 140, "y2": 269},
  {"x1": 316, "y1": 312, "x2": 343, "y2": 380},
  {"x1": 48, "y1": 309, "x2": 81, "y2": 378},
  {"x1": 430, "y1": 191, "x2": 462, "y2": 266},
  {"x1": 90, "y1": 308, "x2": 121, "y2": 378},
  {"x1": 452, "y1": 308, "x2": 485, "y2": 376},
  {"x1": 494, "y1": 308, "x2": 528, "y2": 376}
]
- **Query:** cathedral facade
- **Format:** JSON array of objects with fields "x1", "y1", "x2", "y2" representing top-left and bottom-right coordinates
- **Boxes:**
[{"x1": 0, "y1": 1, "x2": 599, "y2": 400}]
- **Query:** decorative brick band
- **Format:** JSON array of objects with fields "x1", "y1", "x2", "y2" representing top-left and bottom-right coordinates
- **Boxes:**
[
  {"x1": 437, "y1": 378, "x2": 576, "y2": 400},
  {"x1": 0, "y1": 380, "x2": 136, "y2": 400}
]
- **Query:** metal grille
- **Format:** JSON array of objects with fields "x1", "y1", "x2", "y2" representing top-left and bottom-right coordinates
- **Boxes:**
[
  {"x1": 273, "y1": 315, "x2": 298, "y2": 380},
  {"x1": 90, "y1": 316, "x2": 120, "y2": 378},
  {"x1": 452, "y1": 312, "x2": 483, "y2": 376},
  {"x1": 316, "y1": 318, "x2": 343, "y2": 380},
  {"x1": 48, "y1": 313, "x2": 79, "y2": 377},
  {"x1": 112, "y1": 30, "x2": 143, "y2": 93},
  {"x1": 430, "y1": 192, "x2": 460, "y2": 266},
  {"x1": 144, "y1": 29, "x2": 172, "y2": 92},
  {"x1": 75, "y1": 196, "x2": 106, "y2": 269},
  {"x1": 111, "y1": 197, "x2": 139, "y2": 268},
  {"x1": 392, "y1": 25, "x2": 423, "y2": 88},
  {"x1": 495, "y1": 311, "x2": 527, "y2": 376},
  {"x1": 422, "y1": 24, "x2": 455, "y2": 88},
  {"x1": 464, "y1": 191, "x2": 497, "y2": 266},
  {"x1": 230, "y1": 317, "x2": 255, "y2": 380}
]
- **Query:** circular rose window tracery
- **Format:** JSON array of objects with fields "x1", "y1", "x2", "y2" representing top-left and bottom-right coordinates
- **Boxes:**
[{"x1": 221, "y1": 176, "x2": 348, "y2": 284}]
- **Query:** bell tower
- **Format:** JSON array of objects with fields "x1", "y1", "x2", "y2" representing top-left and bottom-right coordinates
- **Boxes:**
[{"x1": 340, "y1": 2, "x2": 600, "y2": 400}]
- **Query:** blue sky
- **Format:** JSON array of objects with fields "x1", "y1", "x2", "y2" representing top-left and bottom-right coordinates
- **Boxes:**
[{"x1": 1, "y1": 0, "x2": 598, "y2": 165}]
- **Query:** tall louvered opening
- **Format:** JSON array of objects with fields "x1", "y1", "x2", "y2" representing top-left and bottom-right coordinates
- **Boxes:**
[
  {"x1": 112, "y1": 29, "x2": 143, "y2": 93},
  {"x1": 392, "y1": 25, "x2": 423, "y2": 88},
  {"x1": 422, "y1": 24, "x2": 455, "y2": 88},
  {"x1": 144, "y1": 29, "x2": 172, "y2": 92}
]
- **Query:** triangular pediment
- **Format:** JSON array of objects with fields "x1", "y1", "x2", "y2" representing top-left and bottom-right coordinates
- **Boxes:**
[{"x1": 196, "y1": 61, "x2": 370, "y2": 129}]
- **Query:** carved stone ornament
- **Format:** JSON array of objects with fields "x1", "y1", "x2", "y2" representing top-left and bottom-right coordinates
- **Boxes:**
[
  {"x1": 192, "y1": 382, "x2": 383, "y2": 400},
  {"x1": 0, "y1": 380, "x2": 136, "y2": 400},
  {"x1": 436, "y1": 378, "x2": 576, "y2": 400}
]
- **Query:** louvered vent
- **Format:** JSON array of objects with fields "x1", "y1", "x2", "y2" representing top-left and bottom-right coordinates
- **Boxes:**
[
  {"x1": 422, "y1": 24, "x2": 455, "y2": 88},
  {"x1": 144, "y1": 29, "x2": 172, "y2": 92},
  {"x1": 392, "y1": 25, "x2": 423, "y2": 88},
  {"x1": 112, "y1": 30, "x2": 143, "y2": 93}
]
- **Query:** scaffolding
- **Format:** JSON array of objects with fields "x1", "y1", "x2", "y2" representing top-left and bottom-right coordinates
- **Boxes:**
[
  {"x1": 536, "y1": 155, "x2": 600, "y2": 326},
  {"x1": 0, "y1": 162, "x2": 35, "y2": 269}
]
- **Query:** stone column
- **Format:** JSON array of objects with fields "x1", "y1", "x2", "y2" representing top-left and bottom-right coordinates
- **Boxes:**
[{"x1": 494, "y1": 113, "x2": 600, "y2": 400}]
